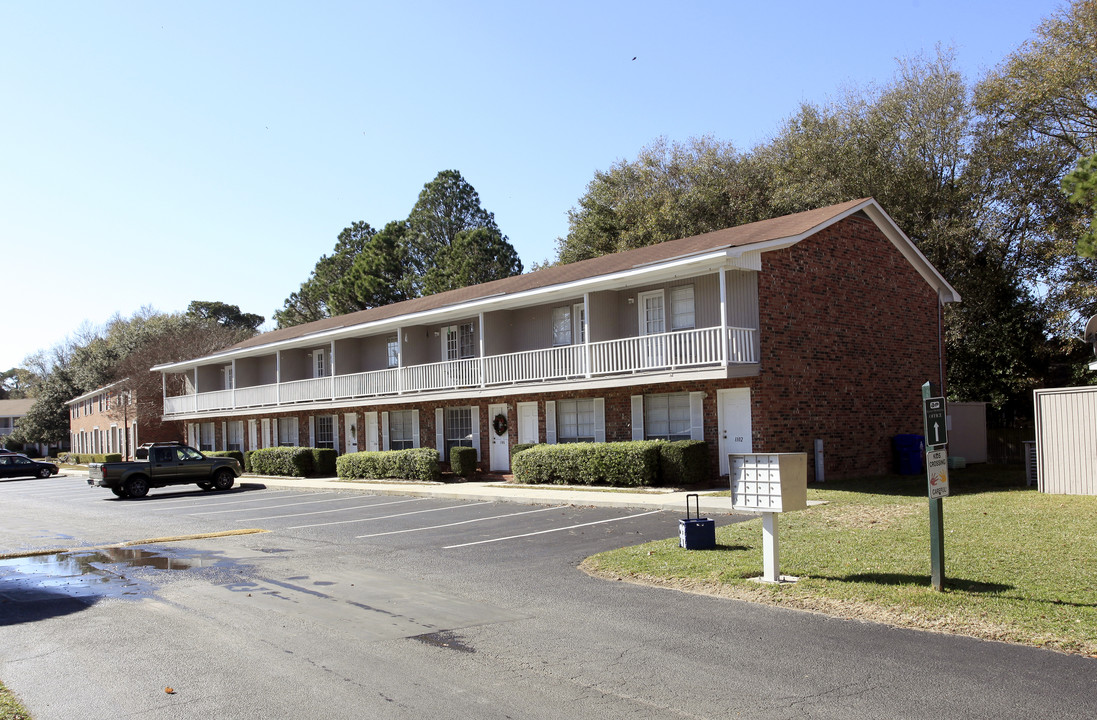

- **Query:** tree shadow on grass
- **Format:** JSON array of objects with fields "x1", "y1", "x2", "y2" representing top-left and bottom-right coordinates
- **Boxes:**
[
  {"x1": 811, "y1": 465, "x2": 1031, "y2": 499},
  {"x1": 815, "y1": 571, "x2": 1014, "y2": 594}
]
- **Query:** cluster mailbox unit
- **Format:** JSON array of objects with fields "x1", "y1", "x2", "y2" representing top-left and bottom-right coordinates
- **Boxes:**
[{"x1": 730, "y1": 453, "x2": 808, "y2": 582}]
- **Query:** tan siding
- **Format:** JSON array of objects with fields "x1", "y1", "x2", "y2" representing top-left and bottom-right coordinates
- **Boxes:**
[
  {"x1": 1036, "y1": 387, "x2": 1097, "y2": 495},
  {"x1": 725, "y1": 270, "x2": 760, "y2": 328},
  {"x1": 589, "y1": 290, "x2": 620, "y2": 342}
]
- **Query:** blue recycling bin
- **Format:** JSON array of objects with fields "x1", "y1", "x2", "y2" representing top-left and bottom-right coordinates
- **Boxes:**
[{"x1": 893, "y1": 434, "x2": 925, "y2": 475}]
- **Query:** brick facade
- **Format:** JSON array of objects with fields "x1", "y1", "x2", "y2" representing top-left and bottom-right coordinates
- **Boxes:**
[{"x1": 182, "y1": 214, "x2": 943, "y2": 481}]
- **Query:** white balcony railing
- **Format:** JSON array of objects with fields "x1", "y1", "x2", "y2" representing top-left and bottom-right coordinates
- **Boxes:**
[{"x1": 164, "y1": 326, "x2": 757, "y2": 416}]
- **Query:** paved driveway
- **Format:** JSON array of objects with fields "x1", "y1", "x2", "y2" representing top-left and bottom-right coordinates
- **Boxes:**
[{"x1": 1, "y1": 474, "x2": 1094, "y2": 720}]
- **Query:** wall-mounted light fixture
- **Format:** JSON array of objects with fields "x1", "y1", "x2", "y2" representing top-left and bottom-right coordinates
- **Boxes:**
[{"x1": 628, "y1": 297, "x2": 635, "y2": 304}]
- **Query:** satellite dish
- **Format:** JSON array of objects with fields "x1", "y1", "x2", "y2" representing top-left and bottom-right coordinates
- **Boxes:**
[{"x1": 1086, "y1": 315, "x2": 1097, "y2": 356}]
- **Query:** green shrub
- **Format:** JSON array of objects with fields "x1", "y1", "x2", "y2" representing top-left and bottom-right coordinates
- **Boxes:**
[
  {"x1": 205, "y1": 450, "x2": 244, "y2": 465},
  {"x1": 657, "y1": 440, "x2": 710, "y2": 486},
  {"x1": 449, "y1": 446, "x2": 477, "y2": 477},
  {"x1": 311, "y1": 448, "x2": 337, "y2": 477},
  {"x1": 249, "y1": 447, "x2": 314, "y2": 477},
  {"x1": 68, "y1": 453, "x2": 124, "y2": 464},
  {"x1": 337, "y1": 448, "x2": 440, "y2": 482},
  {"x1": 512, "y1": 443, "x2": 539, "y2": 457},
  {"x1": 243, "y1": 450, "x2": 254, "y2": 473},
  {"x1": 511, "y1": 441, "x2": 661, "y2": 487}
]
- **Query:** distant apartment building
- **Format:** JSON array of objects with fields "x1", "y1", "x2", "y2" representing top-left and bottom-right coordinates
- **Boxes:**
[{"x1": 67, "y1": 381, "x2": 180, "y2": 459}]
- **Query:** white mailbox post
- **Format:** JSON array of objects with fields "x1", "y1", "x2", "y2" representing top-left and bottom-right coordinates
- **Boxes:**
[{"x1": 729, "y1": 453, "x2": 809, "y2": 583}]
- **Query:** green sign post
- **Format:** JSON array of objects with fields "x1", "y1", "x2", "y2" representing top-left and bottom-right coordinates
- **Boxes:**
[{"x1": 922, "y1": 382, "x2": 946, "y2": 591}]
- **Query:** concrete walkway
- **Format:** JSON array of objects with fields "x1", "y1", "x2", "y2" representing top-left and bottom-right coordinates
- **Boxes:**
[{"x1": 247, "y1": 474, "x2": 741, "y2": 514}]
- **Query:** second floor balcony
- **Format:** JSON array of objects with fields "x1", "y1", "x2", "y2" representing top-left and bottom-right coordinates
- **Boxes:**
[{"x1": 163, "y1": 325, "x2": 756, "y2": 416}]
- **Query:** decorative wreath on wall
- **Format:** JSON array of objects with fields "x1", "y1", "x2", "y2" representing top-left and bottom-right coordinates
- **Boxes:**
[{"x1": 492, "y1": 413, "x2": 508, "y2": 436}]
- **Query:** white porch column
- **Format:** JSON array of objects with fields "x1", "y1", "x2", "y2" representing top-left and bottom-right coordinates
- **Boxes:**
[
  {"x1": 231, "y1": 358, "x2": 237, "y2": 409},
  {"x1": 718, "y1": 267, "x2": 728, "y2": 365},
  {"x1": 276, "y1": 351, "x2": 281, "y2": 405},
  {"x1": 396, "y1": 326, "x2": 404, "y2": 395},
  {"x1": 330, "y1": 340, "x2": 337, "y2": 400},
  {"x1": 583, "y1": 291, "x2": 592, "y2": 378},
  {"x1": 478, "y1": 312, "x2": 486, "y2": 387}
]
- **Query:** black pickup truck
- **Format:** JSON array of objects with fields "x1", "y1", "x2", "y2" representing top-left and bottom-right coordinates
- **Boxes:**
[{"x1": 87, "y1": 442, "x2": 242, "y2": 499}]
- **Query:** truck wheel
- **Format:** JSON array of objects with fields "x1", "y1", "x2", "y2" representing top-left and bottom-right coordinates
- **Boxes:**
[
  {"x1": 124, "y1": 476, "x2": 150, "y2": 499},
  {"x1": 111, "y1": 488, "x2": 127, "y2": 498},
  {"x1": 37, "y1": 467, "x2": 52, "y2": 479},
  {"x1": 212, "y1": 469, "x2": 235, "y2": 491}
]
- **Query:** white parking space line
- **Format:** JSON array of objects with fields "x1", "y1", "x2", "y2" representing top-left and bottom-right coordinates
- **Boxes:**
[
  {"x1": 136, "y1": 490, "x2": 311, "y2": 512},
  {"x1": 355, "y1": 505, "x2": 566, "y2": 539},
  {"x1": 238, "y1": 497, "x2": 427, "y2": 523},
  {"x1": 286, "y1": 501, "x2": 493, "y2": 530},
  {"x1": 442, "y1": 510, "x2": 664, "y2": 549},
  {"x1": 186, "y1": 495, "x2": 357, "y2": 516}
]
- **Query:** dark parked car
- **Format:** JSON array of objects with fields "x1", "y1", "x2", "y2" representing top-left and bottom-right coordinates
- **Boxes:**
[{"x1": 0, "y1": 454, "x2": 59, "y2": 479}]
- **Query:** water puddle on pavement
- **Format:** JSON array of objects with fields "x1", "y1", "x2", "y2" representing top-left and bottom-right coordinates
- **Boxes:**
[{"x1": 0, "y1": 547, "x2": 239, "y2": 602}]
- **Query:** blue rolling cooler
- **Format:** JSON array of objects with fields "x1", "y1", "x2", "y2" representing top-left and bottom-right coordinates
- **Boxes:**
[{"x1": 679, "y1": 494, "x2": 715, "y2": 550}]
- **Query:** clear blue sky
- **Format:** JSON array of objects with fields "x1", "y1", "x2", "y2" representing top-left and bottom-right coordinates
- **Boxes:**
[{"x1": 0, "y1": 0, "x2": 1064, "y2": 371}]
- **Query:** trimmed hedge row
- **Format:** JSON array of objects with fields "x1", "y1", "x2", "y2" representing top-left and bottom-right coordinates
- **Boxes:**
[
  {"x1": 511, "y1": 441, "x2": 662, "y2": 487},
  {"x1": 450, "y1": 446, "x2": 477, "y2": 477},
  {"x1": 249, "y1": 447, "x2": 316, "y2": 477},
  {"x1": 512, "y1": 443, "x2": 539, "y2": 457},
  {"x1": 205, "y1": 450, "x2": 244, "y2": 465},
  {"x1": 65, "y1": 453, "x2": 123, "y2": 464},
  {"x1": 336, "y1": 448, "x2": 440, "y2": 483},
  {"x1": 511, "y1": 440, "x2": 710, "y2": 487}
]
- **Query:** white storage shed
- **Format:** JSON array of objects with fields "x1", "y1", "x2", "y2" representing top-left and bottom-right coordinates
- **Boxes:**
[{"x1": 1033, "y1": 386, "x2": 1097, "y2": 495}]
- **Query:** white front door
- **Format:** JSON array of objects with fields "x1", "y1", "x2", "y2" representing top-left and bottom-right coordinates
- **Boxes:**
[
  {"x1": 517, "y1": 402, "x2": 538, "y2": 444},
  {"x1": 261, "y1": 418, "x2": 271, "y2": 448},
  {"x1": 489, "y1": 403, "x2": 510, "y2": 472},
  {"x1": 248, "y1": 419, "x2": 258, "y2": 451},
  {"x1": 638, "y1": 290, "x2": 666, "y2": 367},
  {"x1": 718, "y1": 388, "x2": 753, "y2": 476},
  {"x1": 344, "y1": 412, "x2": 359, "y2": 454}
]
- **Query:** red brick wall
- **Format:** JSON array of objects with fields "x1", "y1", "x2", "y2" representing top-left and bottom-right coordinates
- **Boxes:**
[{"x1": 191, "y1": 213, "x2": 943, "y2": 481}]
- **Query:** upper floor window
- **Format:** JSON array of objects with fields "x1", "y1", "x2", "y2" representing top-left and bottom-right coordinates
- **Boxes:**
[
  {"x1": 552, "y1": 306, "x2": 572, "y2": 346},
  {"x1": 222, "y1": 364, "x2": 234, "y2": 390},
  {"x1": 670, "y1": 286, "x2": 695, "y2": 330},
  {"x1": 387, "y1": 336, "x2": 399, "y2": 368},
  {"x1": 443, "y1": 324, "x2": 475, "y2": 361}
]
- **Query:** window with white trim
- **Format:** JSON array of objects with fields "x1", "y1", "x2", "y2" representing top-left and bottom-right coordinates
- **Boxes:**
[
  {"x1": 670, "y1": 285, "x2": 695, "y2": 330},
  {"x1": 388, "y1": 410, "x2": 415, "y2": 450},
  {"x1": 552, "y1": 306, "x2": 572, "y2": 346},
  {"x1": 278, "y1": 419, "x2": 298, "y2": 446},
  {"x1": 387, "y1": 336, "x2": 399, "y2": 368},
  {"x1": 443, "y1": 323, "x2": 476, "y2": 360},
  {"x1": 557, "y1": 399, "x2": 595, "y2": 443},
  {"x1": 199, "y1": 422, "x2": 215, "y2": 451},
  {"x1": 315, "y1": 416, "x2": 334, "y2": 449},
  {"x1": 444, "y1": 407, "x2": 473, "y2": 461},
  {"x1": 644, "y1": 393, "x2": 691, "y2": 441},
  {"x1": 313, "y1": 349, "x2": 326, "y2": 378},
  {"x1": 227, "y1": 421, "x2": 244, "y2": 452}
]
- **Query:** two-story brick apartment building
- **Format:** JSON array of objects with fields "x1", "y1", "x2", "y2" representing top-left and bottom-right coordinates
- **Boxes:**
[
  {"x1": 68, "y1": 381, "x2": 180, "y2": 459},
  {"x1": 152, "y1": 199, "x2": 959, "y2": 480}
]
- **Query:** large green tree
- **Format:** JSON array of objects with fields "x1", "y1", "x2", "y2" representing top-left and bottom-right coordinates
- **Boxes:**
[
  {"x1": 187, "y1": 301, "x2": 264, "y2": 332},
  {"x1": 423, "y1": 227, "x2": 523, "y2": 295},
  {"x1": 405, "y1": 170, "x2": 522, "y2": 294},
  {"x1": 330, "y1": 221, "x2": 415, "y2": 313},
  {"x1": 274, "y1": 221, "x2": 376, "y2": 328}
]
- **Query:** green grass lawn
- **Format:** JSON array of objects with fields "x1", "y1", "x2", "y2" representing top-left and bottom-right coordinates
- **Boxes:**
[{"x1": 582, "y1": 465, "x2": 1097, "y2": 656}]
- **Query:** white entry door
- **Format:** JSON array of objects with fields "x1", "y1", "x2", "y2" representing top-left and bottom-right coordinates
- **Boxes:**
[
  {"x1": 717, "y1": 388, "x2": 753, "y2": 476},
  {"x1": 248, "y1": 419, "x2": 258, "y2": 451},
  {"x1": 488, "y1": 403, "x2": 510, "y2": 472},
  {"x1": 261, "y1": 418, "x2": 271, "y2": 448},
  {"x1": 344, "y1": 412, "x2": 359, "y2": 454},
  {"x1": 517, "y1": 402, "x2": 538, "y2": 445}
]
